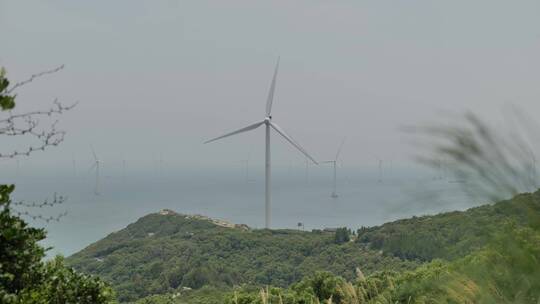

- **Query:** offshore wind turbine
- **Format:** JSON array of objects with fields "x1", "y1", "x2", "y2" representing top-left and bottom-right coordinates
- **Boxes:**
[
  {"x1": 322, "y1": 138, "x2": 346, "y2": 198},
  {"x1": 90, "y1": 147, "x2": 102, "y2": 195},
  {"x1": 204, "y1": 58, "x2": 318, "y2": 229},
  {"x1": 370, "y1": 153, "x2": 384, "y2": 183},
  {"x1": 377, "y1": 158, "x2": 383, "y2": 183},
  {"x1": 72, "y1": 153, "x2": 77, "y2": 177},
  {"x1": 122, "y1": 159, "x2": 126, "y2": 180},
  {"x1": 239, "y1": 159, "x2": 250, "y2": 183},
  {"x1": 304, "y1": 158, "x2": 310, "y2": 183}
]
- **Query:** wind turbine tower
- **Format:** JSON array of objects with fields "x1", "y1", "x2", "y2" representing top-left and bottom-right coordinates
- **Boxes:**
[
  {"x1": 378, "y1": 159, "x2": 383, "y2": 183},
  {"x1": 322, "y1": 138, "x2": 345, "y2": 198},
  {"x1": 205, "y1": 58, "x2": 318, "y2": 229},
  {"x1": 305, "y1": 158, "x2": 309, "y2": 183},
  {"x1": 72, "y1": 154, "x2": 77, "y2": 177},
  {"x1": 90, "y1": 147, "x2": 102, "y2": 195},
  {"x1": 122, "y1": 159, "x2": 126, "y2": 180}
]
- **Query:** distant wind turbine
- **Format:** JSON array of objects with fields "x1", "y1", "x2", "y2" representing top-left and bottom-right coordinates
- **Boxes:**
[
  {"x1": 370, "y1": 154, "x2": 384, "y2": 183},
  {"x1": 159, "y1": 154, "x2": 164, "y2": 173},
  {"x1": 322, "y1": 138, "x2": 346, "y2": 198},
  {"x1": 304, "y1": 158, "x2": 310, "y2": 183},
  {"x1": 90, "y1": 146, "x2": 102, "y2": 195},
  {"x1": 72, "y1": 154, "x2": 77, "y2": 177},
  {"x1": 122, "y1": 159, "x2": 126, "y2": 180},
  {"x1": 204, "y1": 58, "x2": 318, "y2": 229},
  {"x1": 240, "y1": 159, "x2": 250, "y2": 183},
  {"x1": 377, "y1": 159, "x2": 383, "y2": 183}
]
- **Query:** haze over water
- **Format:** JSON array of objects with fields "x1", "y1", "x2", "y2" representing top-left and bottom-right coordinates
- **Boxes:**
[{"x1": 2, "y1": 165, "x2": 474, "y2": 257}]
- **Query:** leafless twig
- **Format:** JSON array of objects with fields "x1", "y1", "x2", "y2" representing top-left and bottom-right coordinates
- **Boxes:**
[
  {"x1": 6, "y1": 65, "x2": 65, "y2": 94},
  {"x1": 0, "y1": 66, "x2": 76, "y2": 159},
  {"x1": 11, "y1": 193, "x2": 68, "y2": 223},
  {"x1": 1, "y1": 65, "x2": 73, "y2": 222}
]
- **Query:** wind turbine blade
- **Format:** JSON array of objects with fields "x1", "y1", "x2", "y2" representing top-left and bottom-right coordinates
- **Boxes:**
[
  {"x1": 204, "y1": 121, "x2": 264, "y2": 144},
  {"x1": 91, "y1": 145, "x2": 98, "y2": 161},
  {"x1": 335, "y1": 137, "x2": 346, "y2": 160},
  {"x1": 270, "y1": 122, "x2": 318, "y2": 164},
  {"x1": 265, "y1": 57, "x2": 280, "y2": 116}
]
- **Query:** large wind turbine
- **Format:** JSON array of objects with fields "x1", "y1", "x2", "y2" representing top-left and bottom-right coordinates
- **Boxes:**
[
  {"x1": 90, "y1": 147, "x2": 102, "y2": 195},
  {"x1": 204, "y1": 58, "x2": 318, "y2": 229},
  {"x1": 322, "y1": 138, "x2": 346, "y2": 198}
]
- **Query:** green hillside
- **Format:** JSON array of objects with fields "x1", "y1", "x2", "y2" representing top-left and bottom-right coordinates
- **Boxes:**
[
  {"x1": 220, "y1": 224, "x2": 540, "y2": 304},
  {"x1": 67, "y1": 212, "x2": 416, "y2": 302},
  {"x1": 357, "y1": 191, "x2": 540, "y2": 261},
  {"x1": 68, "y1": 191, "x2": 540, "y2": 303}
]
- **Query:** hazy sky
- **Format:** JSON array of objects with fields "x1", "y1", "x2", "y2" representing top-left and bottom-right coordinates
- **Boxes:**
[{"x1": 1, "y1": 0, "x2": 540, "y2": 171}]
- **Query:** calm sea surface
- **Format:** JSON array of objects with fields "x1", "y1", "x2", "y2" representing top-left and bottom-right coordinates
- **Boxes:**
[{"x1": 2, "y1": 166, "x2": 477, "y2": 257}]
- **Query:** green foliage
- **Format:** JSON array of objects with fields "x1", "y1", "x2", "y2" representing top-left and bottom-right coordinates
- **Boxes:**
[
  {"x1": 357, "y1": 191, "x2": 540, "y2": 261},
  {"x1": 0, "y1": 68, "x2": 16, "y2": 110},
  {"x1": 0, "y1": 184, "x2": 117, "y2": 303},
  {"x1": 17, "y1": 256, "x2": 116, "y2": 304},
  {"x1": 368, "y1": 224, "x2": 540, "y2": 303},
  {"x1": 224, "y1": 223, "x2": 540, "y2": 303},
  {"x1": 69, "y1": 191, "x2": 540, "y2": 302},
  {"x1": 0, "y1": 185, "x2": 46, "y2": 297},
  {"x1": 0, "y1": 184, "x2": 46, "y2": 302},
  {"x1": 135, "y1": 286, "x2": 228, "y2": 304},
  {"x1": 292, "y1": 271, "x2": 346, "y2": 303},
  {"x1": 334, "y1": 228, "x2": 351, "y2": 244},
  {"x1": 67, "y1": 213, "x2": 416, "y2": 302},
  {"x1": 129, "y1": 193, "x2": 540, "y2": 304},
  {"x1": 0, "y1": 73, "x2": 115, "y2": 303}
]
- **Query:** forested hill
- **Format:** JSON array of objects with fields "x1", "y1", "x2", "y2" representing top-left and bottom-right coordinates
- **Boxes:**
[
  {"x1": 67, "y1": 190, "x2": 540, "y2": 303},
  {"x1": 357, "y1": 190, "x2": 540, "y2": 261},
  {"x1": 67, "y1": 210, "x2": 416, "y2": 302}
]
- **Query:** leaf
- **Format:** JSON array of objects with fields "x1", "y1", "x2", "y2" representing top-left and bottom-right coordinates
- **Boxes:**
[{"x1": 0, "y1": 95, "x2": 16, "y2": 111}]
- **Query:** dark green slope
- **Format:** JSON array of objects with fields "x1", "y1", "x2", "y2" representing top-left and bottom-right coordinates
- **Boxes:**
[
  {"x1": 67, "y1": 212, "x2": 416, "y2": 302},
  {"x1": 132, "y1": 191, "x2": 540, "y2": 304},
  {"x1": 357, "y1": 190, "x2": 540, "y2": 261},
  {"x1": 69, "y1": 190, "x2": 540, "y2": 303},
  {"x1": 134, "y1": 223, "x2": 540, "y2": 304}
]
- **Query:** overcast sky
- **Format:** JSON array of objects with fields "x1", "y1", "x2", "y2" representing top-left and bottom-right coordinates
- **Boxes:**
[{"x1": 1, "y1": 0, "x2": 540, "y2": 171}]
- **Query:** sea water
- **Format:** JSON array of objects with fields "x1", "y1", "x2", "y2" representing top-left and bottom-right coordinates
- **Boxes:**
[{"x1": 2, "y1": 165, "x2": 477, "y2": 257}]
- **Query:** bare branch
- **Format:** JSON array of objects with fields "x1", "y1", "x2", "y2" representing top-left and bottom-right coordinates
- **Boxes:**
[
  {"x1": 0, "y1": 100, "x2": 77, "y2": 159},
  {"x1": 0, "y1": 99, "x2": 77, "y2": 123},
  {"x1": 6, "y1": 65, "x2": 65, "y2": 94},
  {"x1": 1, "y1": 65, "x2": 72, "y2": 222},
  {"x1": 10, "y1": 193, "x2": 68, "y2": 223}
]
